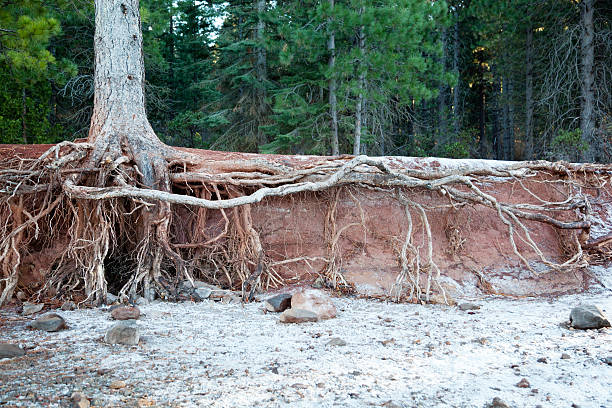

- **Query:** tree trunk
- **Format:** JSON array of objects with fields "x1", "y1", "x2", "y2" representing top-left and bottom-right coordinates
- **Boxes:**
[
  {"x1": 21, "y1": 88, "x2": 27, "y2": 144},
  {"x1": 505, "y1": 76, "x2": 515, "y2": 160},
  {"x1": 580, "y1": 0, "x2": 596, "y2": 162},
  {"x1": 452, "y1": 18, "x2": 461, "y2": 136},
  {"x1": 89, "y1": 0, "x2": 167, "y2": 186},
  {"x1": 525, "y1": 25, "x2": 534, "y2": 160},
  {"x1": 255, "y1": 0, "x2": 267, "y2": 149},
  {"x1": 439, "y1": 28, "x2": 448, "y2": 144},
  {"x1": 328, "y1": 0, "x2": 339, "y2": 156},
  {"x1": 354, "y1": 13, "x2": 365, "y2": 156}
]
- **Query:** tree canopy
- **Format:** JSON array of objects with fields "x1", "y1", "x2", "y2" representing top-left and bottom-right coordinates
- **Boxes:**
[{"x1": 0, "y1": 0, "x2": 610, "y2": 162}]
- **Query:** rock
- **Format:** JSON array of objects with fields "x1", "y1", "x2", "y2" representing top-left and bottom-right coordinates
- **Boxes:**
[
  {"x1": 601, "y1": 356, "x2": 612, "y2": 366},
  {"x1": 111, "y1": 306, "x2": 140, "y2": 320},
  {"x1": 21, "y1": 302, "x2": 44, "y2": 315},
  {"x1": 279, "y1": 308, "x2": 319, "y2": 323},
  {"x1": 30, "y1": 313, "x2": 67, "y2": 332},
  {"x1": 381, "y1": 401, "x2": 402, "y2": 408},
  {"x1": 194, "y1": 287, "x2": 212, "y2": 300},
  {"x1": 428, "y1": 293, "x2": 456, "y2": 306},
  {"x1": 106, "y1": 293, "x2": 118, "y2": 304},
  {"x1": 326, "y1": 337, "x2": 347, "y2": 347},
  {"x1": 485, "y1": 397, "x2": 510, "y2": 408},
  {"x1": 291, "y1": 288, "x2": 336, "y2": 320},
  {"x1": 458, "y1": 302, "x2": 481, "y2": 311},
  {"x1": 516, "y1": 378, "x2": 530, "y2": 388},
  {"x1": 536, "y1": 357, "x2": 548, "y2": 364},
  {"x1": 0, "y1": 343, "x2": 26, "y2": 359},
  {"x1": 109, "y1": 380, "x2": 126, "y2": 389},
  {"x1": 16, "y1": 291, "x2": 26, "y2": 301},
  {"x1": 569, "y1": 304, "x2": 611, "y2": 329},
  {"x1": 265, "y1": 293, "x2": 292, "y2": 312},
  {"x1": 561, "y1": 353, "x2": 571, "y2": 360},
  {"x1": 135, "y1": 296, "x2": 149, "y2": 306},
  {"x1": 311, "y1": 276, "x2": 326, "y2": 289},
  {"x1": 104, "y1": 322, "x2": 140, "y2": 345},
  {"x1": 61, "y1": 301, "x2": 77, "y2": 311},
  {"x1": 71, "y1": 392, "x2": 90, "y2": 408}
]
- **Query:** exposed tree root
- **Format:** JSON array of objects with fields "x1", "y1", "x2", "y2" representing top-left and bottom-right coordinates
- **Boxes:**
[{"x1": 1, "y1": 143, "x2": 611, "y2": 306}]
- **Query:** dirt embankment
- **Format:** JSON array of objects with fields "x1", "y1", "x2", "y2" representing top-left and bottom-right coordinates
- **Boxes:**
[{"x1": 2, "y1": 145, "x2": 610, "y2": 299}]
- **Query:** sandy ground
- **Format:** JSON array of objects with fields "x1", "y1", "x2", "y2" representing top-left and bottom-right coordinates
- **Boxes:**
[{"x1": 1, "y1": 284, "x2": 611, "y2": 408}]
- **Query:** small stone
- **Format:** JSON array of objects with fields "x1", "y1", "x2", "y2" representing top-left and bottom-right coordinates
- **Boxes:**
[
  {"x1": 291, "y1": 288, "x2": 336, "y2": 320},
  {"x1": 265, "y1": 293, "x2": 292, "y2": 313},
  {"x1": 104, "y1": 322, "x2": 140, "y2": 345},
  {"x1": 194, "y1": 287, "x2": 212, "y2": 300},
  {"x1": 561, "y1": 353, "x2": 571, "y2": 360},
  {"x1": 21, "y1": 302, "x2": 44, "y2": 315},
  {"x1": 111, "y1": 306, "x2": 140, "y2": 320},
  {"x1": 537, "y1": 357, "x2": 548, "y2": 364},
  {"x1": 458, "y1": 302, "x2": 480, "y2": 311},
  {"x1": 569, "y1": 304, "x2": 611, "y2": 329},
  {"x1": 30, "y1": 313, "x2": 67, "y2": 332},
  {"x1": 71, "y1": 392, "x2": 90, "y2": 408},
  {"x1": 135, "y1": 297, "x2": 149, "y2": 306},
  {"x1": 326, "y1": 337, "x2": 347, "y2": 347},
  {"x1": 61, "y1": 301, "x2": 77, "y2": 311},
  {"x1": 16, "y1": 291, "x2": 26, "y2": 301},
  {"x1": 109, "y1": 380, "x2": 126, "y2": 389},
  {"x1": 485, "y1": 397, "x2": 510, "y2": 408},
  {"x1": 531, "y1": 389, "x2": 539, "y2": 394},
  {"x1": 516, "y1": 378, "x2": 530, "y2": 388},
  {"x1": 311, "y1": 276, "x2": 326, "y2": 289},
  {"x1": 137, "y1": 397, "x2": 155, "y2": 407},
  {"x1": 381, "y1": 401, "x2": 402, "y2": 408},
  {"x1": 97, "y1": 368, "x2": 112, "y2": 375},
  {"x1": 0, "y1": 343, "x2": 26, "y2": 359},
  {"x1": 601, "y1": 356, "x2": 612, "y2": 366},
  {"x1": 279, "y1": 308, "x2": 318, "y2": 324}
]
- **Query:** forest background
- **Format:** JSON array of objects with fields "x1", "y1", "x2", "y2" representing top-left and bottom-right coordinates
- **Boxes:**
[{"x1": 1, "y1": 0, "x2": 610, "y2": 163}]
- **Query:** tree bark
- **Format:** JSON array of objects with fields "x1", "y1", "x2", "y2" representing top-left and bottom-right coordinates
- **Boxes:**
[
  {"x1": 504, "y1": 76, "x2": 515, "y2": 161},
  {"x1": 354, "y1": 11, "x2": 365, "y2": 156},
  {"x1": 452, "y1": 18, "x2": 461, "y2": 136},
  {"x1": 580, "y1": 0, "x2": 596, "y2": 162},
  {"x1": 255, "y1": 0, "x2": 267, "y2": 149},
  {"x1": 439, "y1": 28, "x2": 448, "y2": 144},
  {"x1": 89, "y1": 0, "x2": 168, "y2": 186},
  {"x1": 328, "y1": 0, "x2": 339, "y2": 156},
  {"x1": 525, "y1": 25, "x2": 534, "y2": 160}
]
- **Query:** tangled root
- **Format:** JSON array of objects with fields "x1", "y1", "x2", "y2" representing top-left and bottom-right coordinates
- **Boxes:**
[{"x1": 1, "y1": 142, "x2": 611, "y2": 305}]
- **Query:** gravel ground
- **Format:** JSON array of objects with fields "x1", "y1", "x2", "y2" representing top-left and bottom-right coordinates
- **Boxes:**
[{"x1": 1, "y1": 287, "x2": 611, "y2": 408}]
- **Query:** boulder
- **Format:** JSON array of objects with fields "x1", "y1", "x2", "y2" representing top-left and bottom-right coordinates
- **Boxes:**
[
  {"x1": 291, "y1": 288, "x2": 336, "y2": 320},
  {"x1": 30, "y1": 313, "x2": 67, "y2": 332},
  {"x1": 0, "y1": 343, "x2": 26, "y2": 359},
  {"x1": 569, "y1": 305, "x2": 611, "y2": 329},
  {"x1": 21, "y1": 302, "x2": 44, "y2": 315},
  {"x1": 111, "y1": 306, "x2": 140, "y2": 321},
  {"x1": 279, "y1": 308, "x2": 319, "y2": 323},
  {"x1": 104, "y1": 322, "x2": 140, "y2": 345},
  {"x1": 265, "y1": 293, "x2": 292, "y2": 312}
]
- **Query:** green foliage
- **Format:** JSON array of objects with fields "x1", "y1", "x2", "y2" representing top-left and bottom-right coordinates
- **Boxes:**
[{"x1": 549, "y1": 129, "x2": 588, "y2": 161}]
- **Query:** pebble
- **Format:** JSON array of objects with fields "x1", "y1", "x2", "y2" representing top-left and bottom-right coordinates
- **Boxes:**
[
  {"x1": 104, "y1": 322, "x2": 140, "y2": 345},
  {"x1": 561, "y1": 353, "x2": 571, "y2": 360},
  {"x1": 485, "y1": 397, "x2": 510, "y2": 408},
  {"x1": 536, "y1": 357, "x2": 548, "y2": 364},
  {"x1": 0, "y1": 343, "x2": 26, "y2": 359},
  {"x1": 109, "y1": 380, "x2": 126, "y2": 389},
  {"x1": 111, "y1": 306, "x2": 140, "y2": 320},
  {"x1": 326, "y1": 337, "x2": 347, "y2": 347},
  {"x1": 516, "y1": 378, "x2": 530, "y2": 388},
  {"x1": 30, "y1": 313, "x2": 67, "y2": 332},
  {"x1": 265, "y1": 293, "x2": 292, "y2": 313},
  {"x1": 70, "y1": 392, "x2": 90, "y2": 408},
  {"x1": 279, "y1": 308, "x2": 318, "y2": 323},
  {"x1": 458, "y1": 302, "x2": 481, "y2": 311},
  {"x1": 21, "y1": 302, "x2": 44, "y2": 316}
]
